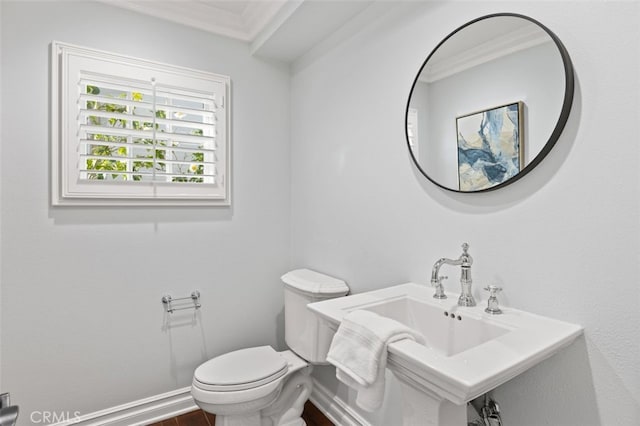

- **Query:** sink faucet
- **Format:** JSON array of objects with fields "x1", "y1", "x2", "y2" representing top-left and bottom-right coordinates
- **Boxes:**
[{"x1": 430, "y1": 243, "x2": 476, "y2": 306}]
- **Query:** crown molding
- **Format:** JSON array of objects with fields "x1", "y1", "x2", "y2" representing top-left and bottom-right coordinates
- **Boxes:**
[
  {"x1": 99, "y1": 0, "x2": 287, "y2": 42},
  {"x1": 422, "y1": 25, "x2": 552, "y2": 83}
]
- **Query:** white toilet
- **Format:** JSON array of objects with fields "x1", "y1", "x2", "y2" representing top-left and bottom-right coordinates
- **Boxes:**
[{"x1": 191, "y1": 269, "x2": 349, "y2": 426}]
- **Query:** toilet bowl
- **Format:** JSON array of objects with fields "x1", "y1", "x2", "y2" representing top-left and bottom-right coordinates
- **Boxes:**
[
  {"x1": 192, "y1": 347, "x2": 311, "y2": 426},
  {"x1": 191, "y1": 269, "x2": 349, "y2": 426}
]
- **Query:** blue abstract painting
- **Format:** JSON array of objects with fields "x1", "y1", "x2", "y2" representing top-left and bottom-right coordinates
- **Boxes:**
[{"x1": 456, "y1": 102, "x2": 523, "y2": 191}]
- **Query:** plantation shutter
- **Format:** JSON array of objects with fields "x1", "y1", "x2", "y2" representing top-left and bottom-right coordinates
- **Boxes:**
[
  {"x1": 52, "y1": 42, "x2": 230, "y2": 205},
  {"x1": 78, "y1": 75, "x2": 217, "y2": 184}
]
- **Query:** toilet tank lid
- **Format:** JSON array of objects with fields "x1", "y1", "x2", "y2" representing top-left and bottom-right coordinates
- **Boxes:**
[{"x1": 281, "y1": 269, "x2": 349, "y2": 296}]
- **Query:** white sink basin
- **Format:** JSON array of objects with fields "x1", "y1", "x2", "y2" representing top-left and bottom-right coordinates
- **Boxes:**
[
  {"x1": 308, "y1": 283, "x2": 582, "y2": 405},
  {"x1": 359, "y1": 295, "x2": 511, "y2": 358}
]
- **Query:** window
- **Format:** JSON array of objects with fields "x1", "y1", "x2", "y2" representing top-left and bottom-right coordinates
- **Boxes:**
[{"x1": 51, "y1": 41, "x2": 230, "y2": 206}]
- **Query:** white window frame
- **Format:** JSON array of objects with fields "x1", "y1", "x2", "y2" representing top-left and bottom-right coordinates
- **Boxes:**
[{"x1": 51, "y1": 41, "x2": 231, "y2": 206}]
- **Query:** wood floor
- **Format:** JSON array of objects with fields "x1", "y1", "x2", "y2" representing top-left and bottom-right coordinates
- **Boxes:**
[{"x1": 148, "y1": 401, "x2": 333, "y2": 426}]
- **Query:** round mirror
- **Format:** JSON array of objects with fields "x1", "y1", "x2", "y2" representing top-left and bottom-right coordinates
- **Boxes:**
[{"x1": 406, "y1": 13, "x2": 574, "y2": 192}]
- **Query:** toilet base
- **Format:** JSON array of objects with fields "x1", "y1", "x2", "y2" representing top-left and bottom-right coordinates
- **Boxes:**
[
  {"x1": 212, "y1": 368, "x2": 312, "y2": 426},
  {"x1": 279, "y1": 420, "x2": 305, "y2": 426},
  {"x1": 214, "y1": 416, "x2": 305, "y2": 426},
  {"x1": 262, "y1": 365, "x2": 312, "y2": 426},
  {"x1": 214, "y1": 412, "x2": 261, "y2": 426}
]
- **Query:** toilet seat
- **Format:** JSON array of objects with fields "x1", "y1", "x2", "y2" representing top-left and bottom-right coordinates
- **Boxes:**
[{"x1": 194, "y1": 346, "x2": 289, "y2": 392}]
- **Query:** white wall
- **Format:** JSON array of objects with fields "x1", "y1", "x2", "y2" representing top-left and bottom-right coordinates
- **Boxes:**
[
  {"x1": 291, "y1": 1, "x2": 639, "y2": 425},
  {"x1": 0, "y1": 1, "x2": 291, "y2": 422}
]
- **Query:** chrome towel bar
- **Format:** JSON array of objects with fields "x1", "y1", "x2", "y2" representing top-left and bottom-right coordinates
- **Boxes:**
[{"x1": 162, "y1": 291, "x2": 201, "y2": 313}]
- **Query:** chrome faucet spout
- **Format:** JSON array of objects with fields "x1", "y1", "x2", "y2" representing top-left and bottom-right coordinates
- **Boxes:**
[
  {"x1": 429, "y1": 243, "x2": 476, "y2": 306},
  {"x1": 431, "y1": 257, "x2": 461, "y2": 283},
  {"x1": 430, "y1": 257, "x2": 459, "y2": 300}
]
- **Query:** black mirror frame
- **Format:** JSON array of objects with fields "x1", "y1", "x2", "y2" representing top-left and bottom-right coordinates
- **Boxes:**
[{"x1": 405, "y1": 12, "x2": 575, "y2": 193}]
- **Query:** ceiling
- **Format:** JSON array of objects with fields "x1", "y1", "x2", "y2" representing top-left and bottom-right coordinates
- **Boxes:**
[
  {"x1": 102, "y1": 0, "x2": 288, "y2": 42},
  {"x1": 102, "y1": 0, "x2": 375, "y2": 63}
]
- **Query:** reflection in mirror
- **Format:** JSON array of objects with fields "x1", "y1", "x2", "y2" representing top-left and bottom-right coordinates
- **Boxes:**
[{"x1": 406, "y1": 14, "x2": 574, "y2": 192}]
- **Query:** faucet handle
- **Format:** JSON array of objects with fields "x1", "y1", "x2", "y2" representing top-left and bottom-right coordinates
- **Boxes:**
[
  {"x1": 432, "y1": 276, "x2": 448, "y2": 299},
  {"x1": 483, "y1": 285, "x2": 502, "y2": 296},
  {"x1": 483, "y1": 285, "x2": 502, "y2": 314},
  {"x1": 434, "y1": 275, "x2": 448, "y2": 287}
]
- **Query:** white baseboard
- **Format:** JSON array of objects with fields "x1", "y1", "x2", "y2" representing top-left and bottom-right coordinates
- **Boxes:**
[
  {"x1": 309, "y1": 379, "x2": 371, "y2": 426},
  {"x1": 52, "y1": 387, "x2": 197, "y2": 426},
  {"x1": 51, "y1": 379, "x2": 364, "y2": 426}
]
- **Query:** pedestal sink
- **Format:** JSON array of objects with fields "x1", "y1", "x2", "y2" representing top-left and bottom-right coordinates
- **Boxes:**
[{"x1": 307, "y1": 283, "x2": 583, "y2": 425}]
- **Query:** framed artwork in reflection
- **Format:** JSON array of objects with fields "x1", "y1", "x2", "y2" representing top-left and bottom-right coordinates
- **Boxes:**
[{"x1": 456, "y1": 102, "x2": 524, "y2": 191}]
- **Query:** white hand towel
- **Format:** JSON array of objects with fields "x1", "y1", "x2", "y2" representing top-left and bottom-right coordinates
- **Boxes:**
[
  {"x1": 326, "y1": 310, "x2": 424, "y2": 411},
  {"x1": 336, "y1": 363, "x2": 387, "y2": 412}
]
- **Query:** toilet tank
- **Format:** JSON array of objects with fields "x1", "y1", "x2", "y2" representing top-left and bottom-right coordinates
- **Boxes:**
[{"x1": 282, "y1": 269, "x2": 349, "y2": 364}]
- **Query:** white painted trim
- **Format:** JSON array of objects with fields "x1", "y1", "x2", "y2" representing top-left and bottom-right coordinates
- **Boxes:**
[
  {"x1": 51, "y1": 41, "x2": 232, "y2": 206},
  {"x1": 242, "y1": 1, "x2": 292, "y2": 42},
  {"x1": 51, "y1": 387, "x2": 196, "y2": 426},
  {"x1": 49, "y1": 379, "x2": 361, "y2": 426},
  {"x1": 102, "y1": 0, "x2": 249, "y2": 41},
  {"x1": 292, "y1": 1, "x2": 393, "y2": 74},
  {"x1": 99, "y1": 1, "x2": 287, "y2": 43},
  {"x1": 422, "y1": 25, "x2": 552, "y2": 83},
  {"x1": 250, "y1": 0, "x2": 305, "y2": 56},
  {"x1": 309, "y1": 378, "x2": 371, "y2": 426}
]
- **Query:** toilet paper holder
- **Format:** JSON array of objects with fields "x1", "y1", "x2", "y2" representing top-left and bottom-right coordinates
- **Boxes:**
[{"x1": 162, "y1": 291, "x2": 201, "y2": 313}]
